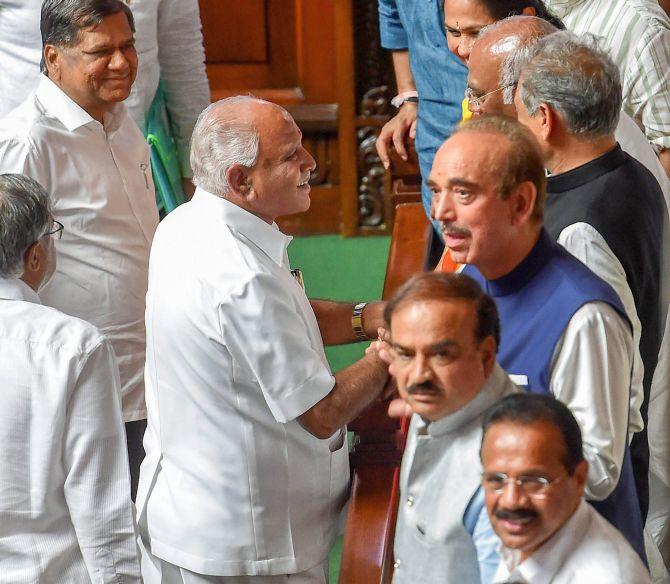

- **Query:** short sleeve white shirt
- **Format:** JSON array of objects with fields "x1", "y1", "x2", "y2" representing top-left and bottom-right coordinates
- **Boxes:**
[
  {"x1": 137, "y1": 189, "x2": 349, "y2": 576},
  {"x1": 0, "y1": 75, "x2": 159, "y2": 421},
  {"x1": 0, "y1": 278, "x2": 140, "y2": 583}
]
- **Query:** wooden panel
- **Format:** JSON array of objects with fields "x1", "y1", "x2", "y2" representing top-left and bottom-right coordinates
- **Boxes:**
[
  {"x1": 277, "y1": 186, "x2": 340, "y2": 235},
  {"x1": 199, "y1": 0, "x2": 356, "y2": 235},
  {"x1": 199, "y1": 0, "x2": 267, "y2": 63},
  {"x1": 201, "y1": 0, "x2": 297, "y2": 92}
]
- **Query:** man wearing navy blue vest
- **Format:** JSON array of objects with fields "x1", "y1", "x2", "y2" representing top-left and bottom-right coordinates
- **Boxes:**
[
  {"x1": 430, "y1": 114, "x2": 646, "y2": 560},
  {"x1": 514, "y1": 31, "x2": 667, "y2": 527}
]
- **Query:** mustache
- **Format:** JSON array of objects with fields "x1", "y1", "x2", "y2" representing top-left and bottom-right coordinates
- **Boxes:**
[
  {"x1": 440, "y1": 222, "x2": 471, "y2": 237},
  {"x1": 494, "y1": 508, "x2": 539, "y2": 521},
  {"x1": 406, "y1": 381, "x2": 441, "y2": 395}
]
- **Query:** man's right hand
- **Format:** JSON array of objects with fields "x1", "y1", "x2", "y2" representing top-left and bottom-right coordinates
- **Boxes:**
[{"x1": 376, "y1": 102, "x2": 418, "y2": 169}]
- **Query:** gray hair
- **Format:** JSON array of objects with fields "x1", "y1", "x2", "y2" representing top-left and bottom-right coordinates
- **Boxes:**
[
  {"x1": 0, "y1": 174, "x2": 52, "y2": 278},
  {"x1": 478, "y1": 16, "x2": 558, "y2": 105},
  {"x1": 190, "y1": 96, "x2": 263, "y2": 196},
  {"x1": 40, "y1": 0, "x2": 135, "y2": 73},
  {"x1": 518, "y1": 31, "x2": 622, "y2": 138}
]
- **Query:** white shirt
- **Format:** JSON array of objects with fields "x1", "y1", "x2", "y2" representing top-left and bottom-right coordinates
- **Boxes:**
[
  {"x1": 0, "y1": 0, "x2": 210, "y2": 174},
  {"x1": 137, "y1": 189, "x2": 349, "y2": 576},
  {"x1": 0, "y1": 277, "x2": 140, "y2": 583},
  {"x1": 549, "y1": 302, "x2": 633, "y2": 502},
  {"x1": 0, "y1": 75, "x2": 159, "y2": 421},
  {"x1": 493, "y1": 500, "x2": 651, "y2": 583}
]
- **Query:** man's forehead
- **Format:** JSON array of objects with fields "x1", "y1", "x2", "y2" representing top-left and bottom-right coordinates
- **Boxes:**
[
  {"x1": 74, "y1": 12, "x2": 133, "y2": 46},
  {"x1": 468, "y1": 41, "x2": 506, "y2": 89},
  {"x1": 431, "y1": 134, "x2": 502, "y2": 183}
]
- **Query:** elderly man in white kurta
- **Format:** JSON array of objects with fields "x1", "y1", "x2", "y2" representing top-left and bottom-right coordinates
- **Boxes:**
[
  {"x1": 137, "y1": 96, "x2": 389, "y2": 583},
  {"x1": 0, "y1": 0, "x2": 159, "y2": 498},
  {"x1": 0, "y1": 173, "x2": 140, "y2": 583}
]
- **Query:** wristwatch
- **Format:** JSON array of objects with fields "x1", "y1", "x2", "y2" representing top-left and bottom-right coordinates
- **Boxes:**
[
  {"x1": 352, "y1": 302, "x2": 370, "y2": 341},
  {"x1": 391, "y1": 91, "x2": 419, "y2": 109}
]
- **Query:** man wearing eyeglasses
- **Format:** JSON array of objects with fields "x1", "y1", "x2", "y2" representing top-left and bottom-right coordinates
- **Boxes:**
[
  {"x1": 0, "y1": 0, "x2": 159, "y2": 499},
  {"x1": 481, "y1": 393, "x2": 650, "y2": 583},
  {"x1": 373, "y1": 271, "x2": 518, "y2": 584},
  {"x1": 0, "y1": 173, "x2": 141, "y2": 581}
]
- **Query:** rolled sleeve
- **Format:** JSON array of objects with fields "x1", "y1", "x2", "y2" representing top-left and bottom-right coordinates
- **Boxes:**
[
  {"x1": 223, "y1": 272, "x2": 335, "y2": 424},
  {"x1": 378, "y1": 0, "x2": 409, "y2": 49}
]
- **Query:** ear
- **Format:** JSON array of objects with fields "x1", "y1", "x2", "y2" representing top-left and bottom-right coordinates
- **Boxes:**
[
  {"x1": 573, "y1": 459, "x2": 589, "y2": 495},
  {"x1": 479, "y1": 335, "x2": 497, "y2": 378},
  {"x1": 521, "y1": 6, "x2": 537, "y2": 16},
  {"x1": 21, "y1": 241, "x2": 43, "y2": 290},
  {"x1": 536, "y1": 102, "x2": 554, "y2": 142},
  {"x1": 43, "y1": 45, "x2": 60, "y2": 80},
  {"x1": 508, "y1": 181, "x2": 537, "y2": 227},
  {"x1": 226, "y1": 164, "x2": 252, "y2": 200}
]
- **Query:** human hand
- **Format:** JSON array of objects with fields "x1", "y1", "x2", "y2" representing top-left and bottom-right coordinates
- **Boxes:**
[
  {"x1": 387, "y1": 397, "x2": 413, "y2": 418},
  {"x1": 365, "y1": 327, "x2": 393, "y2": 364},
  {"x1": 375, "y1": 103, "x2": 418, "y2": 169}
]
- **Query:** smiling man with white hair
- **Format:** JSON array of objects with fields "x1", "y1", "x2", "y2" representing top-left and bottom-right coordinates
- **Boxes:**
[{"x1": 137, "y1": 96, "x2": 389, "y2": 583}]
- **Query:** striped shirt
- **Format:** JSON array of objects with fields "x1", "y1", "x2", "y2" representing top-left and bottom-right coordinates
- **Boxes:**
[{"x1": 546, "y1": 0, "x2": 670, "y2": 151}]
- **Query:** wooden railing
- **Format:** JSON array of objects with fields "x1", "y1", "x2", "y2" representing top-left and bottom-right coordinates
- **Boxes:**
[{"x1": 339, "y1": 185, "x2": 431, "y2": 583}]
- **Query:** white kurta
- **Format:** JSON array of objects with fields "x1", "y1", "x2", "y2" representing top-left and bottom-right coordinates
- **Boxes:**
[
  {"x1": 137, "y1": 189, "x2": 348, "y2": 577},
  {"x1": 0, "y1": 0, "x2": 210, "y2": 172},
  {"x1": 0, "y1": 277, "x2": 140, "y2": 583},
  {"x1": 0, "y1": 75, "x2": 159, "y2": 421},
  {"x1": 493, "y1": 500, "x2": 651, "y2": 583}
]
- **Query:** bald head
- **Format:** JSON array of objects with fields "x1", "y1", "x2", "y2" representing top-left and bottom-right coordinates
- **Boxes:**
[{"x1": 468, "y1": 16, "x2": 558, "y2": 113}]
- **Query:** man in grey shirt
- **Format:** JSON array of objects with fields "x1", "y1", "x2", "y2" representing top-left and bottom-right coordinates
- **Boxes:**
[{"x1": 373, "y1": 272, "x2": 518, "y2": 583}]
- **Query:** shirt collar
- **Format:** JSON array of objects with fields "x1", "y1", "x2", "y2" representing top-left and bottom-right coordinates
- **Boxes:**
[
  {"x1": 0, "y1": 277, "x2": 42, "y2": 304},
  {"x1": 547, "y1": 144, "x2": 625, "y2": 194},
  {"x1": 191, "y1": 188, "x2": 293, "y2": 267},
  {"x1": 35, "y1": 74, "x2": 125, "y2": 133},
  {"x1": 495, "y1": 499, "x2": 589, "y2": 584},
  {"x1": 425, "y1": 363, "x2": 513, "y2": 437}
]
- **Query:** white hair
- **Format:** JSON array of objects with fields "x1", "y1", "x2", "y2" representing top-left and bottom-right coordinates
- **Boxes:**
[{"x1": 190, "y1": 96, "x2": 265, "y2": 196}]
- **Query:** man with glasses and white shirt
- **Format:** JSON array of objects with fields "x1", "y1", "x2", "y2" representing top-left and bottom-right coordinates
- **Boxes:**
[
  {"x1": 0, "y1": 0, "x2": 159, "y2": 499},
  {"x1": 481, "y1": 393, "x2": 650, "y2": 583},
  {"x1": 0, "y1": 173, "x2": 140, "y2": 583}
]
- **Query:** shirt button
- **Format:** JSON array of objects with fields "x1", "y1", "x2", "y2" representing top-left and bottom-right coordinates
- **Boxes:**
[
  {"x1": 394, "y1": 559, "x2": 402, "y2": 569},
  {"x1": 406, "y1": 495, "x2": 414, "y2": 507}
]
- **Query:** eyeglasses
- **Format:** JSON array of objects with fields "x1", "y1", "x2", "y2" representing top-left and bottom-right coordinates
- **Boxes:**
[
  {"x1": 465, "y1": 83, "x2": 516, "y2": 111},
  {"x1": 43, "y1": 219, "x2": 64, "y2": 241},
  {"x1": 481, "y1": 472, "x2": 566, "y2": 498}
]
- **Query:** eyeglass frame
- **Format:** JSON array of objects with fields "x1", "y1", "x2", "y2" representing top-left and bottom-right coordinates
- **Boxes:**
[
  {"x1": 465, "y1": 82, "x2": 517, "y2": 111},
  {"x1": 42, "y1": 219, "x2": 64, "y2": 241},
  {"x1": 481, "y1": 471, "x2": 567, "y2": 498}
]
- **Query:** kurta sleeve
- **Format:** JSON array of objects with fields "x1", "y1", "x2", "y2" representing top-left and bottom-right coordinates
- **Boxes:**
[
  {"x1": 62, "y1": 338, "x2": 141, "y2": 583},
  {"x1": 550, "y1": 302, "x2": 633, "y2": 501},
  {"x1": 221, "y1": 272, "x2": 335, "y2": 424}
]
